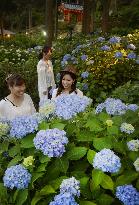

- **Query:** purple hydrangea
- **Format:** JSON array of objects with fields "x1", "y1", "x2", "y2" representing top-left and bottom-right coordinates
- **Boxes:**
[
  {"x1": 81, "y1": 55, "x2": 88, "y2": 61},
  {"x1": 95, "y1": 98, "x2": 127, "y2": 115},
  {"x1": 114, "y1": 51, "x2": 123, "y2": 58},
  {"x1": 33, "y1": 128, "x2": 68, "y2": 157},
  {"x1": 81, "y1": 71, "x2": 89, "y2": 79},
  {"x1": 127, "y1": 104, "x2": 139, "y2": 111},
  {"x1": 93, "y1": 148, "x2": 121, "y2": 173},
  {"x1": 49, "y1": 193, "x2": 79, "y2": 205},
  {"x1": 60, "y1": 177, "x2": 80, "y2": 197},
  {"x1": 127, "y1": 44, "x2": 136, "y2": 50},
  {"x1": 101, "y1": 45, "x2": 111, "y2": 51},
  {"x1": 54, "y1": 94, "x2": 92, "y2": 120},
  {"x1": 63, "y1": 54, "x2": 71, "y2": 61},
  {"x1": 97, "y1": 37, "x2": 105, "y2": 42},
  {"x1": 127, "y1": 140, "x2": 139, "y2": 151},
  {"x1": 109, "y1": 36, "x2": 121, "y2": 44},
  {"x1": 120, "y1": 123, "x2": 135, "y2": 134},
  {"x1": 3, "y1": 164, "x2": 31, "y2": 189},
  {"x1": 10, "y1": 116, "x2": 38, "y2": 139},
  {"x1": 116, "y1": 185, "x2": 139, "y2": 205},
  {"x1": 127, "y1": 52, "x2": 137, "y2": 59}
]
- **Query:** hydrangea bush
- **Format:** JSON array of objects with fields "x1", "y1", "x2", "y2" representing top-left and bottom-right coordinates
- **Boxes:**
[{"x1": 0, "y1": 96, "x2": 139, "y2": 205}]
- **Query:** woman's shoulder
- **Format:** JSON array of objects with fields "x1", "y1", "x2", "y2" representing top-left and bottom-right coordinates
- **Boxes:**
[
  {"x1": 0, "y1": 99, "x2": 8, "y2": 109},
  {"x1": 37, "y1": 59, "x2": 45, "y2": 68},
  {"x1": 24, "y1": 93, "x2": 32, "y2": 101}
]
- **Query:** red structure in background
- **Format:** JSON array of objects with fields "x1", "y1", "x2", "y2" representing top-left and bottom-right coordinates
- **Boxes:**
[{"x1": 59, "y1": 3, "x2": 83, "y2": 23}]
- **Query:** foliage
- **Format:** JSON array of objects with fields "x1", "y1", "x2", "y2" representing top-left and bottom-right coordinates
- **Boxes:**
[{"x1": 0, "y1": 97, "x2": 139, "y2": 204}]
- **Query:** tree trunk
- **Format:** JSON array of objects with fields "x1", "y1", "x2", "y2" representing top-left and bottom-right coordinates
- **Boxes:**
[
  {"x1": 28, "y1": 4, "x2": 32, "y2": 32},
  {"x1": 101, "y1": 0, "x2": 111, "y2": 33},
  {"x1": 82, "y1": 0, "x2": 95, "y2": 34},
  {"x1": 45, "y1": 0, "x2": 55, "y2": 46},
  {"x1": 0, "y1": 18, "x2": 4, "y2": 40}
]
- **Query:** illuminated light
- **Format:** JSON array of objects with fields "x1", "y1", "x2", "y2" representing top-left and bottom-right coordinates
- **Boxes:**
[
  {"x1": 43, "y1": 31, "x2": 47, "y2": 36},
  {"x1": 26, "y1": 32, "x2": 28, "y2": 35},
  {"x1": 7, "y1": 34, "x2": 10, "y2": 38}
]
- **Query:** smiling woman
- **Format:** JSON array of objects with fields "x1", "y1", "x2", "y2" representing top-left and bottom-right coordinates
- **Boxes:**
[{"x1": 0, "y1": 74, "x2": 36, "y2": 120}]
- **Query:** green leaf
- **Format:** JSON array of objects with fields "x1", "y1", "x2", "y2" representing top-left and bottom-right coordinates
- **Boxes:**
[
  {"x1": 80, "y1": 201, "x2": 96, "y2": 205},
  {"x1": 100, "y1": 174, "x2": 114, "y2": 190},
  {"x1": 80, "y1": 177, "x2": 92, "y2": 198},
  {"x1": 8, "y1": 144, "x2": 21, "y2": 157},
  {"x1": 0, "y1": 183, "x2": 7, "y2": 199},
  {"x1": 93, "y1": 137, "x2": 112, "y2": 151},
  {"x1": 0, "y1": 141, "x2": 9, "y2": 153},
  {"x1": 87, "y1": 149, "x2": 96, "y2": 164},
  {"x1": 67, "y1": 147, "x2": 87, "y2": 160},
  {"x1": 92, "y1": 169, "x2": 104, "y2": 188},
  {"x1": 107, "y1": 126, "x2": 119, "y2": 135},
  {"x1": 20, "y1": 134, "x2": 35, "y2": 148},
  {"x1": 116, "y1": 171, "x2": 139, "y2": 186},
  {"x1": 39, "y1": 155, "x2": 51, "y2": 164},
  {"x1": 8, "y1": 155, "x2": 23, "y2": 167},
  {"x1": 50, "y1": 122, "x2": 65, "y2": 130},
  {"x1": 76, "y1": 130, "x2": 95, "y2": 142},
  {"x1": 15, "y1": 189, "x2": 28, "y2": 205},
  {"x1": 40, "y1": 185, "x2": 55, "y2": 195},
  {"x1": 57, "y1": 157, "x2": 69, "y2": 173},
  {"x1": 86, "y1": 118, "x2": 103, "y2": 132},
  {"x1": 31, "y1": 192, "x2": 42, "y2": 205},
  {"x1": 31, "y1": 172, "x2": 44, "y2": 186},
  {"x1": 98, "y1": 112, "x2": 110, "y2": 122},
  {"x1": 36, "y1": 162, "x2": 48, "y2": 172},
  {"x1": 97, "y1": 194, "x2": 114, "y2": 205},
  {"x1": 38, "y1": 121, "x2": 49, "y2": 130}
]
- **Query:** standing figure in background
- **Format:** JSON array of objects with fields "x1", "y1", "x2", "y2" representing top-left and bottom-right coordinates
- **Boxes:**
[
  {"x1": 37, "y1": 45, "x2": 55, "y2": 101},
  {"x1": 0, "y1": 74, "x2": 36, "y2": 120},
  {"x1": 52, "y1": 65, "x2": 83, "y2": 99}
]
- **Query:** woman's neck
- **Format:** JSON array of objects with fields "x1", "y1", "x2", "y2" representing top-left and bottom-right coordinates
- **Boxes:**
[{"x1": 7, "y1": 94, "x2": 24, "y2": 106}]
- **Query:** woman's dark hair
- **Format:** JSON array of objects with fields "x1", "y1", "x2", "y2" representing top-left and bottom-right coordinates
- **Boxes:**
[
  {"x1": 6, "y1": 74, "x2": 25, "y2": 87},
  {"x1": 56, "y1": 71, "x2": 77, "y2": 97},
  {"x1": 38, "y1": 45, "x2": 52, "y2": 60}
]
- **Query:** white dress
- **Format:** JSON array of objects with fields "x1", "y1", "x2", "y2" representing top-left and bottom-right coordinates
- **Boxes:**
[
  {"x1": 52, "y1": 88, "x2": 83, "y2": 100},
  {"x1": 37, "y1": 59, "x2": 55, "y2": 100},
  {"x1": 0, "y1": 93, "x2": 36, "y2": 120}
]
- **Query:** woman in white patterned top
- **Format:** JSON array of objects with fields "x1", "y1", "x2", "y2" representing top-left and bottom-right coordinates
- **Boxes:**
[
  {"x1": 52, "y1": 65, "x2": 83, "y2": 99},
  {"x1": 37, "y1": 46, "x2": 55, "y2": 101},
  {"x1": 0, "y1": 74, "x2": 36, "y2": 120}
]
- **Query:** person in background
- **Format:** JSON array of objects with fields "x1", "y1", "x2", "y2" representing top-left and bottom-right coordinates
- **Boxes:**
[
  {"x1": 37, "y1": 45, "x2": 55, "y2": 101},
  {"x1": 0, "y1": 74, "x2": 36, "y2": 120},
  {"x1": 52, "y1": 65, "x2": 83, "y2": 99}
]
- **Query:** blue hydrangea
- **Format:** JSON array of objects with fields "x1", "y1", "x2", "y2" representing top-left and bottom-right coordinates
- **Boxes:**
[
  {"x1": 63, "y1": 54, "x2": 71, "y2": 61},
  {"x1": 3, "y1": 164, "x2": 31, "y2": 189},
  {"x1": 127, "y1": 52, "x2": 137, "y2": 59},
  {"x1": 95, "y1": 98, "x2": 127, "y2": 115},
  {"x1": 127, "y1": 140, "x2": 139, "y2": 151},
  {"x1": 116, "y1": 185, "x2": 139, "y2": 205},
  {"x1": 33, "y1": 128, "x2": 68, "y2": 157},
  {"x1": 49, "y1": 193, "x2": 79, "y2": 205},
  {"x1": 114, "y1": 51, "x2": 123, "y2": 58},
  {"x1": 101, "y1": 45, "x2": 111, "y2": 51},
  {"x1": 93, "y1": 148, "x2": 121, "y2": 173},
  {"x1": 60, "y1": 177, "x2": 80, "y2": 197},
  {"x1": 127, "y1": 104, "x2": 139, "y2": 111},
  {"x1": 81, "y1": 71, "x2": 89, "y2": 79},
  {"x1": 109, "y1": 36, "x2": 121, "y2": 44},
  {"x1": 97, "y1": 37, "x2": 105, "y2": 42},
  {"x1": 10, "y1": 116, "x2": 38, "y2": 139},
  {"x1": 54, "y1": 94, "x2": 92, "y2": 120},
  {"x1": 120, "y1": 123, "x2": 135, "y2": 134},
  {"x1": 82, "y1": 83, "x2": 88, "y2": 91},
  {"x1": 61, "y1": 60, "x2": 68, "y2": 67},
  {"x1": 127, "y1": 44, "x2": 136, "y2": 50},
  {"x1": 95, "y1": 103, "x2": 105, "y2": 114},
  {"x1": 81, "y1": 55, "x2": 88, "y2": 61}
]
